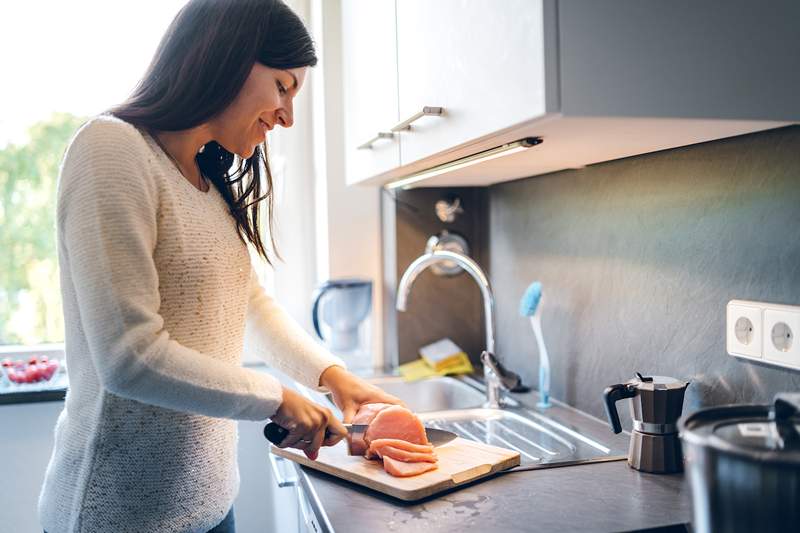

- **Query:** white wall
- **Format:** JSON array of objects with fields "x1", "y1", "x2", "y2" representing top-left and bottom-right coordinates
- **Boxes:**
[
  {"x1": 309, "y1": 0, "x2": 384, "y2": 366},
  {"x1": 257, "y1": 0, "x2": 383, "y2": 365}
]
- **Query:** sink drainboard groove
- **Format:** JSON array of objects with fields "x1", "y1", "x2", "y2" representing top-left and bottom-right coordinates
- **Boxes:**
[
  {"x1": 496, "y1": 415, "x2": 577, "y2": 452},
  {"x1": 473, "y1": 420, "x2": 558, "y2": 456},
  {"x1": 525, "y1": 410, "x2": 612, "y2": 454},
  {"x1": 448, "y1": 421, "x2": 541, "y2": 463}
]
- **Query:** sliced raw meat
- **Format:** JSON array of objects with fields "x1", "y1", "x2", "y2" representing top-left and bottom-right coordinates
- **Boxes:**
[
  {"x1": 368, "y1": 438, "x2": 434, "y2": 454},
  {"x1": 382, "y1": 456, "x2": 438, "y2": 477},
  {"x1": 364, "y1": 405, "x2": 429, "y2": 446},
  {"x1": 348, "y1": 404, "x2": 439, "y2": 477},
  {"x1": 351, "y1": 403, "x2": 394, "y2": 425},
  {"x1": 369, "y1": 443, "x2": 437, "y2": 463},
  {"x1": 347, "y1": 403, "x2": 394, "y2": 455},
  {"x1": 365, "y1": 438, "x2": 435, "y2": 459}
]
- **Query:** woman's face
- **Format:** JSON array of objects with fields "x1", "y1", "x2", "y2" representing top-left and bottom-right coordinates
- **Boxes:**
[{"x1": 211, "y1": 62, "x2": 307, "y2": 159}]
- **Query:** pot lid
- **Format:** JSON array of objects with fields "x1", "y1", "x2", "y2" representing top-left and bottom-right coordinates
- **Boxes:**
[
  {"x1": 630, "y1": 372, "x2": 689, "y2": 391},
  {"x1": 679, "y1": 393, "x2": 800, "y2": 464}
]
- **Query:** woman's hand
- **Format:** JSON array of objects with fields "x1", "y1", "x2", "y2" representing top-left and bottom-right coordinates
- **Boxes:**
[
  {"x1": 271, "y1": 387, "x2": 348, "y2": 460},
  {"x1": 319, "y1": 365, "x2": 406, "y2": 423}
]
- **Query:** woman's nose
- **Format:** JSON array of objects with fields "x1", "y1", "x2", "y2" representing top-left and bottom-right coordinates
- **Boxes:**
[{"x1": 276, "y1": 106, "x2": 294, "y2": 128}]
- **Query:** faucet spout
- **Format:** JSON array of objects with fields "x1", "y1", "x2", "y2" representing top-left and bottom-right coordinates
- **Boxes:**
[
  {"x1": 396, "y1": 250, "x2": 505, "y2": 408},
  {"x1": 396, "y1": 250, "x2": 495, "y2": 354}
]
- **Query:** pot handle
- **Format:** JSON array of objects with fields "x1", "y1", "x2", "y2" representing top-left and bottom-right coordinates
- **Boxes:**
[
  {"x1": 603, "y1": 383, "x2": 637, "y2": 434},
  {"x1": 771, "y1": 393, "x2": 800, "y2": 449}
]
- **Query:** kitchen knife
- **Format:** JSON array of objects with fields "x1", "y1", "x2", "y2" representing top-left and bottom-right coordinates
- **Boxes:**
[{"x1": 264, "y1": 422, "x2": 457, "y2": 448}]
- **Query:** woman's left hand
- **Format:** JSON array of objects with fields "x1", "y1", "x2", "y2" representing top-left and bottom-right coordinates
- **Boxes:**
[{"x1": 319, "y1": 365, "x2": 406, "y2": 423}]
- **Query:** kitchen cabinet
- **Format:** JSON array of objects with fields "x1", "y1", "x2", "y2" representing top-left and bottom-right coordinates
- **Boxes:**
[
  {"x1": 395, "y1": 0, "x2": 548, "y2": 165},
  {"x1": 341, "y1": 0, "x2": 400, "y2": 185},
  {"x1": 342, "y1": 0, "x2": 799, "y2": 188}
]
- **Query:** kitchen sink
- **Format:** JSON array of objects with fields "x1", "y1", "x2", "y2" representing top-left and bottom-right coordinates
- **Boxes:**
[
  {"x1": 418, "y1": 407, "x2": 621, "y2": 467},
  {"x1": 360, "y1": 375, "x2": 487, "y2": 412},
  {"x1": 309, "y1": 374, "x2": 625, "y2": 469}
]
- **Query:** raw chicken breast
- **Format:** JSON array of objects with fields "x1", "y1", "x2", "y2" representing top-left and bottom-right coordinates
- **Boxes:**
[
  {"x1": 367, "y1": 438, "x2": 435, "y2": 454},
  {"x1": 364, "y1": 405, "x2": 429, "y2": 445},
  {"x1": 347, "y1": 403, "x2": 394, "y2": 455},
  {"x1": 349, "y1": 403, "x2": 440, "y2": 477},
  {"x1": 368, "y1": 443, "x2": 437, "y2": 463},
  {"x1": 365, "y1": 438, "x2": 435, "y2": 460},
  {"x1": 382, "y1": 456, "x2": 438, "y2": 477}
]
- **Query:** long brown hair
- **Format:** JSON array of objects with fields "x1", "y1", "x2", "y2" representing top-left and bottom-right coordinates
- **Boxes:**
[{"x1": 107, "y1": 0, "x2": 317, "y2": 263}]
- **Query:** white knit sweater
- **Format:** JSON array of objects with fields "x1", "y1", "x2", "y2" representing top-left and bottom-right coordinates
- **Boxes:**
[{"x1": 38, "y1": 115, "x2": 343, "y2": 533}]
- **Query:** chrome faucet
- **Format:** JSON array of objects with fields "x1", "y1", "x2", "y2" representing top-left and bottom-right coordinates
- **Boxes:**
[{"x1": 396, "y1": 250, "x2": 518, "y2": 408}]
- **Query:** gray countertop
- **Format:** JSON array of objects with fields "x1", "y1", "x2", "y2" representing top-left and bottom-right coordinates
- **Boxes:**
[
  {"x1": 288, "y1": 382, "x2": 693, "y2": 533},
  {"x1": 299, "y1": 457, "x2": 690, "y2": 533}
]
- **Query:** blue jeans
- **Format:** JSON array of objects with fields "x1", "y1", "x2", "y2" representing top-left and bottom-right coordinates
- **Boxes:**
[
  {"x1": 45, "y1": 508, "x2": 235, "y2": 533},
  {"x1": 208, "y1": 508, "x2": 236, "y2": 533}
]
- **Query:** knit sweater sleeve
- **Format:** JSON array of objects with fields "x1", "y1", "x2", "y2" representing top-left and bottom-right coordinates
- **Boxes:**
[
  {"x1": 58, "y1": 119, "x2": 284, "y2": 421},
  {"x1": 245, "y1": 267, "x2": 346, "y2": 392}
]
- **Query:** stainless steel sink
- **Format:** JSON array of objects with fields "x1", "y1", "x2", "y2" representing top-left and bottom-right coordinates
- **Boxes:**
[
  {"x1": 310, "y1": 375, "x2": 625, "y2": 469},
  {"x1": 360, "y1": 375, "x2": 486, "y2": 412},
  {"x1": 418, "y1": 407, "x2": 621, "y2": 467}
]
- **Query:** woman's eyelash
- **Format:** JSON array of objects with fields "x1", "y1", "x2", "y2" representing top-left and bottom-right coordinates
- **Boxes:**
[{"x1": 277, "y1": 81, "x2": 287, "y2": 95}]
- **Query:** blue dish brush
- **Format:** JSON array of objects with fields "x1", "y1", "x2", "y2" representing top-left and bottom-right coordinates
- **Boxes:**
[{"x1": 520, "y1": 281, "x2": 551, "y2": 409}]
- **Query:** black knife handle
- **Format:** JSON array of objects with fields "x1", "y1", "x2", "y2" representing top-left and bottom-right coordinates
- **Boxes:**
[
  {"x1": 264, "y1": 422, "x2": 335, "y2": 445},
  {"x1": 264, "y1": 422, "x2": 289, "y2": 445}
]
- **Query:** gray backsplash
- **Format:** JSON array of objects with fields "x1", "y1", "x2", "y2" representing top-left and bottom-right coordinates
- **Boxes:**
[{"x1": 489, "y1": 125, "x2": 800, "y2": 424}]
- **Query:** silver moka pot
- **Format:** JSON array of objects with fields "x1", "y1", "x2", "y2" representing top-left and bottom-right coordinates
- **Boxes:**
[{"x1": 603, "y1": 373, "x2": 690, "y2": 474}]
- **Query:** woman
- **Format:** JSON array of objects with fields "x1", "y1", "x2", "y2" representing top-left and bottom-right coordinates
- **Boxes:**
[{"x1": 38, "y1": 1, "x2": 401, "y2": 532}]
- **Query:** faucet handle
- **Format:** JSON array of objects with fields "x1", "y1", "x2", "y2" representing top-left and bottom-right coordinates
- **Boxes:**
[{"x1": 481, "y1": 351, "x2": 528, "y2": 392}]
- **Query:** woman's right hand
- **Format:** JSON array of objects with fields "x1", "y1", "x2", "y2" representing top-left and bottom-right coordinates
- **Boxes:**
[{"x1": 270, "y1": 387, "x2": 347, "y2": 460}]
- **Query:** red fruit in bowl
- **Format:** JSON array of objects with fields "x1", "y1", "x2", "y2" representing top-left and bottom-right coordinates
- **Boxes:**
[
  {"x1": 40, "y1": 355, "x2": 49, "y2": 363},
  {"x1": 8, "y1": 368, "x2": 22, "y2": 383},
  {"x1": 1, "y1": 358, "x2": 12, "y2": 368},
  {"x1": 38, "y1": 362, "x2": 50, "y2": 380},
  {"x1": 25, "y1": 365, "x2": 41, "y2": 383},
  {"x1": 42, "y1": 361, "x2": 59, "y2": 381},
  {"x1": 28, "y1": 355, "x2": 39, "y2": 365}
]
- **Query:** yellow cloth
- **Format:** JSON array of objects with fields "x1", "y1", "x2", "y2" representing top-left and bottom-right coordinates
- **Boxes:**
[{"x1": 399, "y1": 353, "x2": 474, "y2": 382}]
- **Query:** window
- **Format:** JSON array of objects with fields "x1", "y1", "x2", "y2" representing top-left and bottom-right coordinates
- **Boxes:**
[{"x1": 0, "y1": 1, "x2": 187, "y2": 347}]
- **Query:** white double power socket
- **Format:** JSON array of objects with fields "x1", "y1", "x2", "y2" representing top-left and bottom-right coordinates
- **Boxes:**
[{"x1": 727, "y1": 300, "x2": 800, "y2": 370}]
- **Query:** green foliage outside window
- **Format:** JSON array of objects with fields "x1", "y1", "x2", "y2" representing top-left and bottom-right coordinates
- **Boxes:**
[{"x1": 0, "y1": 112, "x2": 86, "y2": 345}]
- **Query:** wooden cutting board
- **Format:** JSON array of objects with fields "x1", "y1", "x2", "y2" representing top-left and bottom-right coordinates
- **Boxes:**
[{"x1": 271, "y1": 437, "x2": 520, "y2": 501}]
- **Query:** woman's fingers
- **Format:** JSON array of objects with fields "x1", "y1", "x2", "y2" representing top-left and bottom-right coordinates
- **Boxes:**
[
  {"x1": 277, "y1": 425, "x2": 307, "y2": 449},
  {"x1": 341, "y1": 405, "x2": 357, "y2": 424},
  {"x1": 303, "y1": 421, "x2": 327, "y2": 460},
  {"x1": 323, "y1": 413, "x2": 348, "y2": 446}
]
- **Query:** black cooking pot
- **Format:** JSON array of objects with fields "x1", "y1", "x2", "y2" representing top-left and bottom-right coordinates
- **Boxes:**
[{"x1": 678, "y1": 393, "x2": 800, "y2": 533}]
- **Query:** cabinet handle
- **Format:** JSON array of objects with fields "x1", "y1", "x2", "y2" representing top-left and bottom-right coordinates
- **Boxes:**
[
  {"x1": 356, "y1": 131, "x2": 395, "y2": 150},
  {"x1": 268, "y1": 452, "x2": 298, "y2": 488},
  {"x1": 390, "y1": 106, "x2": 444, "y2": 132}
]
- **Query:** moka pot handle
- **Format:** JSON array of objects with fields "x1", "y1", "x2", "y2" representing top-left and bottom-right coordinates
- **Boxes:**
[{"x1": 603, "y1": 383, "x2": 637, "y2": 434}]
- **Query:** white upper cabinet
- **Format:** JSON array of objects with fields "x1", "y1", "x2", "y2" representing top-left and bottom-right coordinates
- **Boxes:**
[
  {"x1": 342, "y1": 0, "x2": 800, "y2": 188},
  {"x1": 395, "y1": 0, "x2": 549, "y2": 165},
  {"x1": 341, "y1": 0, "x2": 400, "y2": 185}
]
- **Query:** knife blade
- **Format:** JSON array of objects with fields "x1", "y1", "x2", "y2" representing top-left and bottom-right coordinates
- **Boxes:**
[
  {"x1": 263, "y1": 422, "x2": 457, "y2": 448},
  {"x1": 343, "y1": 424, "x2": 457, "y2": 447}
]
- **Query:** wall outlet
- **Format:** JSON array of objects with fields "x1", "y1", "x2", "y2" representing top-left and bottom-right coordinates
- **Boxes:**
[
  {"x1": 763, "y1": 304, "x2": 800, "y2": 368},
  {"x1": 727, "y1": 300, "x2": 800, "y2": 371},
  {"x1": 727, "y1": 300, "x2": 763, "y2": 359}
]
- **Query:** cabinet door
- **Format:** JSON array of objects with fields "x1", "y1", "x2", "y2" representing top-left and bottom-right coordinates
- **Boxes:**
[
  {"x1": 342, "y1": 0, "x2": 400, "y2": 185},
  {"x1": 396, "y1": 0, "x2": 548, "y2": 166}
]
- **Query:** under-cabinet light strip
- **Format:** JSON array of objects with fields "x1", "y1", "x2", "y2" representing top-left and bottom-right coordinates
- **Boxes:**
[{"x1": 384, "y1": 137, "x2": 543, "y2": 190}]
